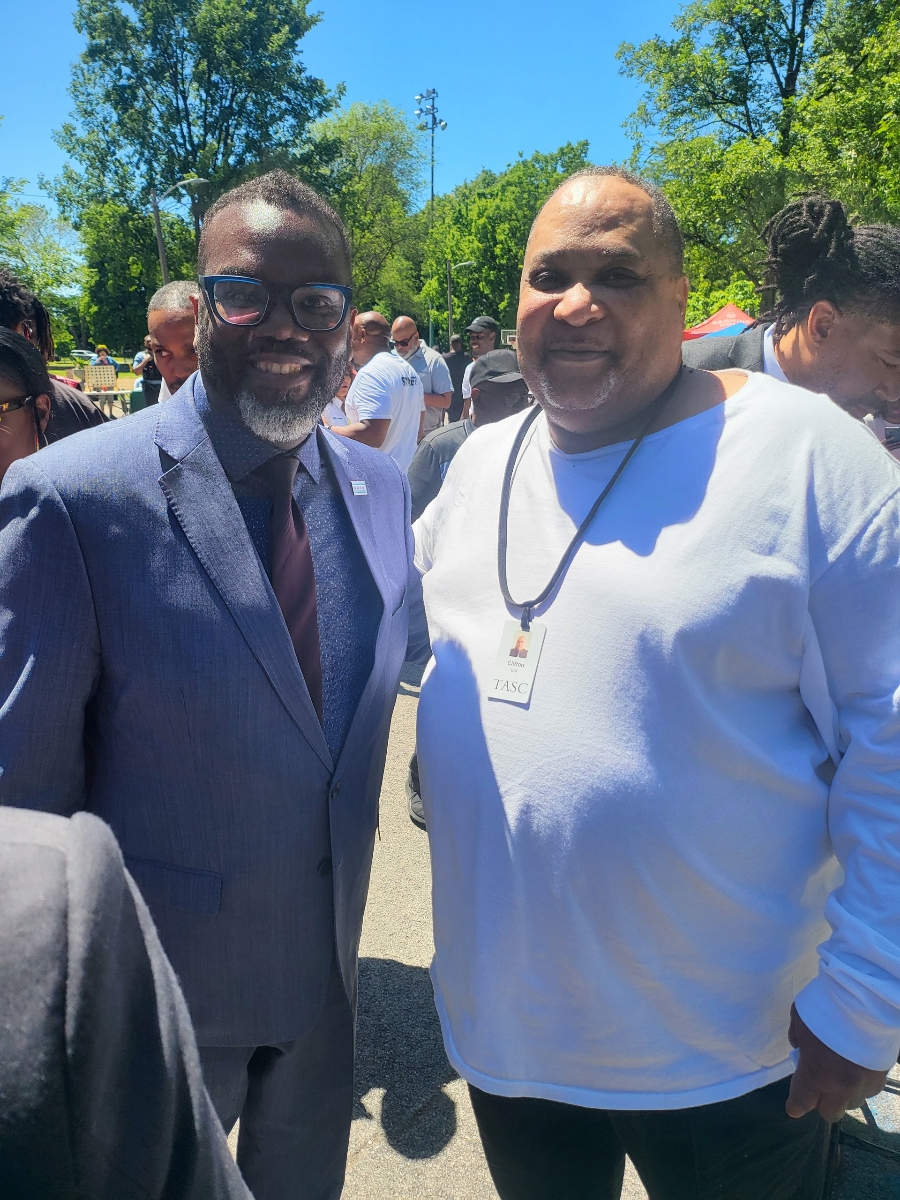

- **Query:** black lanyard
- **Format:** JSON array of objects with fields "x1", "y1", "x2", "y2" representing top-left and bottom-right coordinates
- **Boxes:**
[{"x1": 498, "y1": 368, "x2": 684, "y2": 631}]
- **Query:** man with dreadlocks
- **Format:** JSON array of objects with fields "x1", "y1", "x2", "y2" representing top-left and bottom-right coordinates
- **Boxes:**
[
  {"x1": 683, "y1": 196, "x2": 900, "y2": 422},
  {"x1": 0, "y1": 269, "x2": 108, "y2": 441}
]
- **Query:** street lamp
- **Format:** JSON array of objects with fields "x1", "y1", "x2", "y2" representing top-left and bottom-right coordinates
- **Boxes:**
[
  {"x1": 414, "y1": 89, "x2": 447, "y2": 344},
  {"x1": 151, "y1": 177, "x2": 209, "y2": 284},
  {"x1": 446, "y1": 260, "x2": 474, "y2": 342}
]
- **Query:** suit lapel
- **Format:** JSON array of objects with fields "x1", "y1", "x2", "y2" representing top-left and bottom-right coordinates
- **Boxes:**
[
  {"x1": 318, "y1": 431, "x2": 396, "y2": 766},
  {"x1": 155, "y1": 386, "x2": 333, "y2": 770}
]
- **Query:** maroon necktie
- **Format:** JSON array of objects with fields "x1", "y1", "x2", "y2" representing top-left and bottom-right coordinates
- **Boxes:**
[{"x1": 262, "y1": 454, "x2": 323, "y2": 723}]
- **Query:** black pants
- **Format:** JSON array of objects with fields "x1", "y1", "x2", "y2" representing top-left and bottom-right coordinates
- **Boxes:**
[{"x1": 469, "y1": 1076, "x2": 830, "y2": 1200}]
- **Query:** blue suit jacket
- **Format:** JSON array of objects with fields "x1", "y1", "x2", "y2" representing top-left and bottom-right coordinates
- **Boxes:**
[{"x1": 0, "y1": 376, "x2": 413, "y2": 1046}]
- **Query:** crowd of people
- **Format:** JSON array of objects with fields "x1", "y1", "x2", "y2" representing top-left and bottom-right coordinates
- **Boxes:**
[{"x1": 0, "y1": 163, "x2": 899, "y2": 1200}]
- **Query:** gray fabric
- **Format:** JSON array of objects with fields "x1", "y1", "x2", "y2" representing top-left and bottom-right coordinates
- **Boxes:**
[
  {"x1": 0, "y1": 807, "x2": 248, "y2": 1200},
  {"x1": 681, "y1": 322, "x2": 768, "y2": 373},
  {"x1": 0, "y1": 372, "x2": 414, "y2": 1047},
  {"x1": 408, "y1": 418, "x2": 474, "y2": 521},
  {"x1": 199, "y1": 960, "x2": 354, "y2": 1200}
]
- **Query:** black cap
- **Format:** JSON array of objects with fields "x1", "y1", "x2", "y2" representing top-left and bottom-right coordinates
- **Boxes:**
[
  {"x1": 465, "y1": 315, "x2": 499, "y2": 335},
  {"x1": 469, "y1": 348, "x2": 523, "y2": 388}
]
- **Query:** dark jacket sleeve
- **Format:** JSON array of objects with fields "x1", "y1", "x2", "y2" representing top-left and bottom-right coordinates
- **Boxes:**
[
  {"x1": 0, "y1": 458, "x2": 101, "y2": 815},
  {"x1": 0, "y1": 808, "x2": 250, "y2": 1199}
]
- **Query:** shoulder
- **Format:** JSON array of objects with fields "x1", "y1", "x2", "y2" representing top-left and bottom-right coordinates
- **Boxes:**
[
  {"x1": 420, "y1": 420, "x2": 469, "y2": 455},
  {"x1": 725, "y1": 373, "x2": 900, "y2": 538},
  {"x1": 682, "y1": 324, "x2": 766, "y2": 371}
]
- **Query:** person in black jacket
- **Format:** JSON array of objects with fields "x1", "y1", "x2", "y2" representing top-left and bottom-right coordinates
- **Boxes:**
[
  {"x1": 683, "y1": 197, "x2": 900, "y2": 419},
  {"x1": 0, "y1": 807, "x2": 250, "y2": 1200},
  {"x1": 0, "y1": 269, "x2": 109, "y2": 441}
]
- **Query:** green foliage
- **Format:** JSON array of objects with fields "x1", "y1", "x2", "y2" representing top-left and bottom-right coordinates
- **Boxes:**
[
  {"x1": 419, "y1": 143, "x2": 591, "y2": 345},
  {"x1": 794, "y1": 0, "x2": 900, "y2": 222},
  {"x1": 78, "y1": 201, "x2": 195, "y2": 348},
  {"x1": 0, "y1": 171, "x2": 86, "y2": 355},
  {"x1": 685, "y1": 272, "x2": 760, "y2": 326},
  {"x1": 619, "y1": 0, "x2": 821, "y2": 296},
  {"x1": 52, "y1": 0, "x2": 337, "y2": 236},
  {"x1": 313, "y1": 102, "x2": 426, "y2": 315}
]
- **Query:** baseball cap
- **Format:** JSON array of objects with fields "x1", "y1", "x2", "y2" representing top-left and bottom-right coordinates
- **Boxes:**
[
  {"x1": 465, "y1": 316, "x2": 499, "y2": 335},
  {"x1": 469, "y1": 348, "x2": 523, "y2": 388}
]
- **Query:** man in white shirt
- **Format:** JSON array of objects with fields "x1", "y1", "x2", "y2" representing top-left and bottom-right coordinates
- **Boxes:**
[
  {"x1": 460, "y1": 315, "x2": 499, "y2": 419},
  {"x1": 331, "y1": 312, "x2": 424, "y2": 472},
  {"x1": 412, "y1": 167, "x2": 900, "y2": 1198},
  {"x1": 391, "y1": 316, "x2": 453, "y2": 434}
]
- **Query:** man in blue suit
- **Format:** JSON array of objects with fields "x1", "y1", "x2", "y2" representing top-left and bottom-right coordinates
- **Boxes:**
[{"x1": 0, "y1": 170, "x2": 413, "y2": 1200}]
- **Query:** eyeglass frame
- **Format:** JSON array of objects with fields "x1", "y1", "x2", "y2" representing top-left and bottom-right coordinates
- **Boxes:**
[
  {"x1": 0, "y1": 394, "x2": 38, "y2": 418},
  {"x1": 198, "y1": 275, "x2": 354, "y2": 332},
  {"x1": 390, "y1": 333, "x2": 418, "y2": 350}
]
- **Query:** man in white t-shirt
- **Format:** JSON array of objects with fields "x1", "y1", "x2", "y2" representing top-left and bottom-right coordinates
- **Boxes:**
[
  {"x1": 330, "y1": 312, "x2": 424, "y2": 472},
  {"x1": 460, "y1": 315, "x2": 499, "y2": 419},
  {"x1": 391, "y1": 316, "x2": 453, "y2": 434},
  {"x1": 412, "y1": 168, "x2": 900, "y2": 1198}
]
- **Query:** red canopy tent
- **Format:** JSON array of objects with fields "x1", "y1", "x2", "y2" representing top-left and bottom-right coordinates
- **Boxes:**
[{"x1": 683, "y1": 302, "x2": 754, "y2": 340}]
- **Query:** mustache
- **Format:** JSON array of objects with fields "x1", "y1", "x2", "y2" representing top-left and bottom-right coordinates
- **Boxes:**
[{"x1": 245, "y1": 338, "x2": 324, "y2": 362}]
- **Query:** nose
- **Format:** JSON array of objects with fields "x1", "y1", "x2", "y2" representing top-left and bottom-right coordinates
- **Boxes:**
[
  {"x1": 554, "y1": 282, "x2": 604, "y2": 326},
  {"x1": 258, "y1": 297, "x2": 309, "y2": 341}
]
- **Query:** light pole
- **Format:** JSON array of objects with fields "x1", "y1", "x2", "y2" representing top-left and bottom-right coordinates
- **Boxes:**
[
  {"x1": 414, "y1": 89, "x2": 447, "y2": 345},
  {"x1": 446, "y1": 260, "x2": 474, "y2": 342},
  {"x1": 151, "y1": 177, "x2": 209, "y2": 284}
]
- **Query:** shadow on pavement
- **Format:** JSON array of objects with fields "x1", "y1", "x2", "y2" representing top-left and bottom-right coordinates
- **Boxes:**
[{"x1": 354, "y1": 957, "x2": 459, "y2": 1159}]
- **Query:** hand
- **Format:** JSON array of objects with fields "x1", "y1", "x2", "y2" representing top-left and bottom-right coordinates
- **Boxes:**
[{"x1": 786, "y1": 1004, "x2": 888, "y2": 1122}]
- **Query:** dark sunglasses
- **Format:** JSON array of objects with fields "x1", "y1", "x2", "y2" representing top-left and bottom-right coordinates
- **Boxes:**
[
  {"x1": 0, "y1": 394, "x2": 37, "y2": 418},
  {"x1": 391, "y1": 334, "x2": 417, "y2": 349},
  {"x1": 198, "y1": 276, "x2": 353, "y2": 332}
]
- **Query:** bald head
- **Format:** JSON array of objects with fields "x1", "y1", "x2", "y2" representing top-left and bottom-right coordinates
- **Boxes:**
[
  {"x1": 516, "y1": 170, "x2": 689, "y2": 444},
  {"x1": 531, "y1": 167, "x2": 683, "y2": 275},
  {"x1": 391, "y1": 315, "x2": 420, "y2": 359},
  {"x1": 351, "y1": 311, "x2": 392, "y2": 366}
]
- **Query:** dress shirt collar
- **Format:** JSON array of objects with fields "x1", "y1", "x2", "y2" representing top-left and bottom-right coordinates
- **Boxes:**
[
  {"x1": 762, "y1": 325, "x2": 790, "y2": 384},
  {"x1": 194, "y1": 373, "x2": 321, "y2": 484}
]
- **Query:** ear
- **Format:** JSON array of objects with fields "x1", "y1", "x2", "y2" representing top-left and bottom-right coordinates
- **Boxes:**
[
  {"x1": 190, "y1": 293, "x2": 201, "y2": 320},
  {"x1": 34, "y1": 393, "x2": 52, "y2": 434},
  {"x1": 677, "y1": 274, "x2": 689, "y2": 320},
  {"x1": 806, "y1": 300, "x2": 839, "y2": 345}
]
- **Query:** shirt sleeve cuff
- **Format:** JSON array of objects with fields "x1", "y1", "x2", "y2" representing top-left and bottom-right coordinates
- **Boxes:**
[{"x1": 794, "y1": 974, "x2": 900, "y2": 1071}]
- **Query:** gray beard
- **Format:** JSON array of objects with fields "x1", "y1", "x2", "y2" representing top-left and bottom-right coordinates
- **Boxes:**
[{"x1": 234, "y1": 388, "x2": 324, "y2": 446}]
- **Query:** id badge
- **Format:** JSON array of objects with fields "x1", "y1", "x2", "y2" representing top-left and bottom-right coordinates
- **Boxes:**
[{"x1": 486, "y1": 619, "x2": 547, "y2": 705}]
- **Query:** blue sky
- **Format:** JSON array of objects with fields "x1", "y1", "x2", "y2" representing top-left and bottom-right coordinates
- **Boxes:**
[{"x1": 1, "y1": 0, "x2": 683, "y2": 212}]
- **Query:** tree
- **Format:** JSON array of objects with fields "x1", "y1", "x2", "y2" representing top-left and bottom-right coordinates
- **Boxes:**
[
  {"x1": 794, "y1": 0, "x2": 900, "y2": 222},
  {"x1": 419, "y1": 143, "x2": 592, "y2": 345},
  {"x1": 313, "y1": 102, "x2": 426, "y2": 316},
  {"x1": 0, "y1": 203, "x2": 86, "y2": 354},
  {"x1": 52, "y1": 0, "x2": 337, "y2": 241},
  {"x1": 618, "y1": 0, "x2": 823, "y2": 313},
  {"x1": 78, "y1": 201, "x2": 195, "y2": 351}
]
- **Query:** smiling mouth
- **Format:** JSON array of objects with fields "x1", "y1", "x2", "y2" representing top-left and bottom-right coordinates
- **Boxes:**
[{"x1": 250, "y1": 359, "x2": 312, "y2": 376}]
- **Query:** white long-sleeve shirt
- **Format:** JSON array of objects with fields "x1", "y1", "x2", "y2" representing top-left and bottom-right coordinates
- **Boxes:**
[{"x1": 414, "y1": 372, "x2": 900, "y2": 1110}]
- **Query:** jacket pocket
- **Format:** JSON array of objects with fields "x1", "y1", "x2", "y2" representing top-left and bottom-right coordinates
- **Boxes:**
[{"x1": 125, "y1": 854, "x2": 222, "y2": 917}]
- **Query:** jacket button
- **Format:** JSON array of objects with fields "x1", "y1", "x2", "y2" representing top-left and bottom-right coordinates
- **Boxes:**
[
  {"x1": 330, "y1": 781, "x2": 342, "y2": 800},
  {"x1": 318, "y1": 857, "x2": 333, "y2": 876}
]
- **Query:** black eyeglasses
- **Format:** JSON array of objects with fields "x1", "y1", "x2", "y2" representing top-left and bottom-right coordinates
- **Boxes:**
[
  {"x1": 0, "y1": 394, "x2": 36, "y2": 418},
  {"x1": 391, "y1": 334, "x2": 417, "y2": 349},
  {"x1": 198, "y1": 276, "x2": 353, "y2": 332}
]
